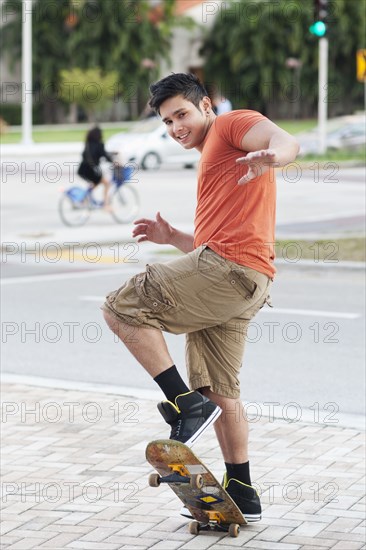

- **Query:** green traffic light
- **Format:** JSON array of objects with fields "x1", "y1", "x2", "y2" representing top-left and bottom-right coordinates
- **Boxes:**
[{"x1": 309, "y1": 20, "x2": 327, "y2": 37}]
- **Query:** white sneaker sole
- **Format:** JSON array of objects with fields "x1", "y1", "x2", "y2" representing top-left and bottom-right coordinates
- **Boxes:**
[{"x1": 183, "y1": 405, "x2": 222, "y2": 448}]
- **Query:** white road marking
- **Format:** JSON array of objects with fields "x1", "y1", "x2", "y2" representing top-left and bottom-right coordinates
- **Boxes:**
[
  {"x1": 261, "y1": 307, "x2": 361, "y2": 320},
  {"x1": 2, "y1": 269, "x2": 360, "y2": 320},
  {"x1": 78, "y1": 297, "x2": 361, "y2": 319},
  {"x1": 80, "y1": 295, "x2": 109, "y2": 302},
  {"x1": 1, "y1": 268, "x2": 141, "y2": 285}
]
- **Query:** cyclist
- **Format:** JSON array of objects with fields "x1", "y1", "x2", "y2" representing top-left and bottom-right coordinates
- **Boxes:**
[{"x1": 77, "y1": 126, "x2": 115, "y2": 210}]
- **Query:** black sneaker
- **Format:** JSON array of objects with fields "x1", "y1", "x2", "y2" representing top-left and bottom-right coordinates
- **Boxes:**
[
  {"x1": 157, "y1": 391, "x2": 221, "y2": 447},
  {"x1": 223, "y1": 473, "x2": 262, "y2": 522},
  {"x1": 180, "y1": 473, "x2": 262, "y2": 522}
]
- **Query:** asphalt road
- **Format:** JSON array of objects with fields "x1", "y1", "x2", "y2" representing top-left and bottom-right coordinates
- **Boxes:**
[
  {"x1": 2, "y1": 253, "x2": 365, "y2": 418},
  {"x1": 1, "y1": 161, "x2": 365, "y2": 239},
  {"x1": 1, "y1": 161, "x2": 365, "y2": 421}
]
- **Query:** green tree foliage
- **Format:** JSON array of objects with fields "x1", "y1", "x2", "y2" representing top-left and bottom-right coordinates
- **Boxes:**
[
  {"x1": 1, "y1": 0, "x2": 73, "y2": 121},
  {"x1": 1, "y1": 0, "x2": 191, "y2": 121},
  {"x1": 65, "y1": 0, "x2": 178, "y2": 113},
  {"x1": 201, "y1": 0, "x2": 365, "y2": 118},
  {"x1": 59, "y1": 67, "x2": 119, "y2": 121}
]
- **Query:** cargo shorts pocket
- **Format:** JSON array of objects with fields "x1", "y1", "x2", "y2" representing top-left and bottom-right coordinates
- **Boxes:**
[
  {"x1": 194, "y1": 266, "x2": 258, "y2": 321},
  {"x1": 134, "y1": 265, "x2": 176, "y2": 313},
  {"x1": 227, "y1": 268, "x2": 258, "y2": 300}
]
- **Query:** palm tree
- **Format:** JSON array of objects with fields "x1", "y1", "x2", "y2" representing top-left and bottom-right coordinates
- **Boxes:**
[
  {"x1": 1, "y1": 0, "x2": 193, "y2": 122},
  {"x1": 200, "y1": 0, "x2": 365, "y2": 118}
]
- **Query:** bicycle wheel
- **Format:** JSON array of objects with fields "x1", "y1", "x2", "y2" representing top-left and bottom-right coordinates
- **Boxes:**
[
  {"x1": 110, "y1": 183, "x2": 140, "y2": 224},
  {"x1": 58, "y1": 188, "x2": 91, "y2": 227}
]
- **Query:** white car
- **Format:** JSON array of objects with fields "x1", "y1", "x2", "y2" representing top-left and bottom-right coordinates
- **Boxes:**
[
  {"x1": 105, "y1": 118, "x2": 200, "y2": 170},
  {"x1": 297, "y1": 114, "x2": 366, "y2": 156}
]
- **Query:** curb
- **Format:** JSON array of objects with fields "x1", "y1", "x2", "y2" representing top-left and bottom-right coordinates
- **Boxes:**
[
  {"x1": 274, "y1": 257, "x2": 366, "y2": 270},
  {"x1": 1, "y1": 237, "x2": 365, "y2": 271},
  {"x1": 1, "y1": 144, "x2": 365, "y2": 169},
  {"x1": 1, "y1": 141, "x2": 365, "y2": 167},
  {"x1": 2, "y1": 372, "x2": 364, "y2": 430},
  {"x1": 0, "y1": 142, "x2": 84, "y2": 156}
]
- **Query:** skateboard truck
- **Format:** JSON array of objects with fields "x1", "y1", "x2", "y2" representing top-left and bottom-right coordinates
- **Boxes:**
[
  {"x1": 149, "y1": 463, "x2": 203, "y2": 489},
  {"x1": 189, "y1": 516, "x2": 241, "y2": 537},
  {"x1": 149, "y1": 470, "x2": 241, "y2": 537},
  {"x1": 146, "y1": 440, "x2": 246, "y2": 538}
]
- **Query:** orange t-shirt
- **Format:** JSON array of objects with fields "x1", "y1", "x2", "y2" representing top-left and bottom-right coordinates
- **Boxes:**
[{"x1": 194, "y1": 110, "x2": 276, "y2": 279}]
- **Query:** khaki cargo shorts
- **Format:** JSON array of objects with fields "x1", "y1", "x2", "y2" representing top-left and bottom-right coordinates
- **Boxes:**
[{"x1": 102, "y1": 245, "x2": 272, "y2": 398}]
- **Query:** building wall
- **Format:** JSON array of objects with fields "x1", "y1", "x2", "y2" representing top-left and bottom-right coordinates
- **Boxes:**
[{"x1": 160, "y1": 1, "x2": 223, "y2": 81}]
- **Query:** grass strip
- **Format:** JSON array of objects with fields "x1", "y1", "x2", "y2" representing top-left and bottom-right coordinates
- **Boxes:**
[{"x1": 154, "y1": 238, "x2": 365, "y2": 262}]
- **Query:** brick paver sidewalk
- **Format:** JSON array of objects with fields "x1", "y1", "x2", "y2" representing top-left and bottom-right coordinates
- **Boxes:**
[{"x1": 1, "y1": 383, "x2": 365, "y2": 549}]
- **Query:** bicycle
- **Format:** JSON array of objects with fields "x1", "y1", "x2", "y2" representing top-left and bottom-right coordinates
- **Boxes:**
[{"x1": 58, "y1": 164, "x2": 140, "y2": 227}]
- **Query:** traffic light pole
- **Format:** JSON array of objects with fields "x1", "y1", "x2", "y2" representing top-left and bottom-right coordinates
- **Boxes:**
[{"x1": 318, "y1": 37, "x2": 328, "y2": 154}]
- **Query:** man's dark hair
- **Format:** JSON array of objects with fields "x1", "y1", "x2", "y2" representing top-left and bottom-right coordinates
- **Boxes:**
[{"x1": 149, "y1": 73, "x2": 208, "y2": 114}]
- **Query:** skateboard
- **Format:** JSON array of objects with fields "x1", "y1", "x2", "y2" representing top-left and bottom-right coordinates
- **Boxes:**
[{"x1": 146, "y1": 439, "x2": 247, "y2": 537}]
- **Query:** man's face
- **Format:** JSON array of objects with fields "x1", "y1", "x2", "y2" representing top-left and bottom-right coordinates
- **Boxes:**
[{"x1": 160, "y1": 95, "x2": 211, "y2": 151}]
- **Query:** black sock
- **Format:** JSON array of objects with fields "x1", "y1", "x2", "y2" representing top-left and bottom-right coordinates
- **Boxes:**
[
  {"x1": 225, "y1": 461, "x2": 252, "y2": 486},
  {"x1": 154, "y1": 365, "x2": 190, "y2": 403}
]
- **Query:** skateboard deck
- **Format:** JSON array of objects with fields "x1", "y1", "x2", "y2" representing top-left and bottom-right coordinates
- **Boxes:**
[{"x1": 146, "y1": 439, "x2": 247, "y2": 537}]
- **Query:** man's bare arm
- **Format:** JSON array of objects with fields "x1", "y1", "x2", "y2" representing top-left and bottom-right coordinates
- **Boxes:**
[
  {"x1": 133, "y1": 212, "x2": 194, "y2": 253},
  {"x1": 236, "y1": 119, "x2": 299, "y2": 184},
  {"x1": 169, "y1": 227, "x2": 194, "y2": 253}
]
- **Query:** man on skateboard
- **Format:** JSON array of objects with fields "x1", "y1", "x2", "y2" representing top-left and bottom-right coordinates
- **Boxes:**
[{"x1": 102, "y1": 73, "x2": 299, "y2": 522}]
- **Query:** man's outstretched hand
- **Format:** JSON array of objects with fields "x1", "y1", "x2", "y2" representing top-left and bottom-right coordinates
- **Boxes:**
[
  {"x1": 236, "y1": 149, "x2": 279, "y2": 185},
  {"x1": 132, "y1": 211, "x2": 173, "y2": 244}
]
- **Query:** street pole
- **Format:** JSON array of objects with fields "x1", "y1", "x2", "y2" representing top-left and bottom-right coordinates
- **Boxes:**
[
  {"x1": 22, "y1": 0, "x2": 33, "y2": 145},
  {"x1": 318, "y1": 37, "x2": 328, "y2": 154}
]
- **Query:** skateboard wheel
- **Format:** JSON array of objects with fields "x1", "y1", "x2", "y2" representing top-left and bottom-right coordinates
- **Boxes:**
[
  {"x1": 189, "y1": 520, "x2": 200, "y2": 535},
  {"x1": 148, "y1": 473, "x2": 161, "y2": 487},
  {"x1": 190, "y1": 474, "x2": 203, "y2": 489},
  {"x1": 229, "y1": 523, "x2": 240, "y2": 537}
]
